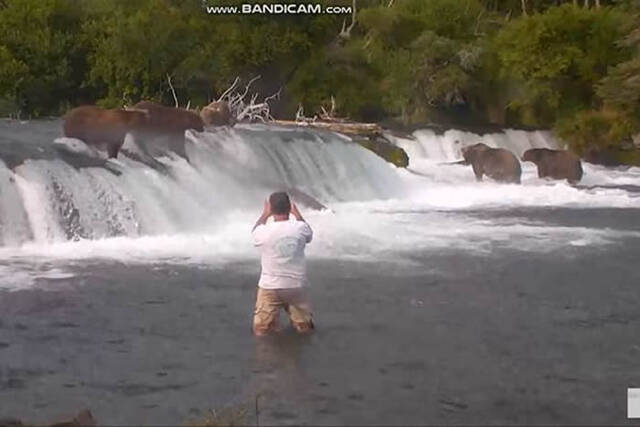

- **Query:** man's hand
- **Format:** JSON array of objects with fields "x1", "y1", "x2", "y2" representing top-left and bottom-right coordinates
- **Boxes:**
[
  {"x1": 252, "y1": 199, "x2": 272, "y2": 231},
  {"x1": 291, "y1": 202, "x2": 305, "y2": 222}
]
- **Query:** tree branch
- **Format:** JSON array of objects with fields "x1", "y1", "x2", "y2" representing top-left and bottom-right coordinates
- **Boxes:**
[
  {"x1": 338, "y1": 0, "x2": 357, "y2": 40},
  {"x1": 216, "y1": 76, "x2": 240, "y2": 102},
  {"x1": 166, "y1": 73, "x2": 179, "y2": 108},
  {"x1": 215, "y1": 75, "x2": 279, "y2": 122}
]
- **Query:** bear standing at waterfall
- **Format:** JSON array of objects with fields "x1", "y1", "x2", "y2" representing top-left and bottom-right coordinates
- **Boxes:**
[{"x1": 251, "y1": 192, "x2": 314, "y2": 335}]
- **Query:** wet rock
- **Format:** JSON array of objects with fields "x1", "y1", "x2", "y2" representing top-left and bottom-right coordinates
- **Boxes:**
[
  {"x1": 355, "y1": 137, "x2": 409, "y2": 168},
  {"x1": 0, "y1": 409, "x2": 95, "y2": 427},
  {"x1": 7, "y1": 378, "x2": 26, "y2": 389},
  {"x1": 49, "y1": 409, "x2": 96, "y2": 427},
  {"x1": 50, "y1": 321, "x2": 80, "y2": 329},
  {"x1": 0, "y1": 418, "x2": 24, "y2": 426},
  {"x1": 269, "y1": 410, "x2": 296, "y2": 420},
  {"x1": 439, "y1": 398, "x2": 468, "y2": 412},
  {"x1": 286, "y1": 187, "x2": 328, "y2": 211},
  {"x1": 347, "y1": 392, "x2": 364, "y2": 401}
]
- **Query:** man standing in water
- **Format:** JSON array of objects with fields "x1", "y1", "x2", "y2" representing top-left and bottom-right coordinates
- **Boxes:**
[{"x1": 252, "y1": 192, "x2": 314, "y2": 335}]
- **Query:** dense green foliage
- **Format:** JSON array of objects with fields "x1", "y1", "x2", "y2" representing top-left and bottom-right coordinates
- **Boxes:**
[{"x1": 0, "y1": 0, "x2": 638, "y2": 159}]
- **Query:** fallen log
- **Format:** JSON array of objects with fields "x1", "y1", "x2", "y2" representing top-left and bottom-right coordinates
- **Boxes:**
[
  {"x1": 273, "y1": 120, "x2": 407, "y2": 167},
  {"x1": 271, "y1": 120, "x2": 383, "y2": 138}
]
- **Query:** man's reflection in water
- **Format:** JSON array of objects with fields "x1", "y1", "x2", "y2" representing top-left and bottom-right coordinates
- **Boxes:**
[{"x1": 248, "y1": 329, "x2": 315, "y2": 422}]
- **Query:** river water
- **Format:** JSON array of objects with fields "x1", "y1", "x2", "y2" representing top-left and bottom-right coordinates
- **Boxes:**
[{"x1": 0, "y1": 120, "x2": 639, "y2": 425}]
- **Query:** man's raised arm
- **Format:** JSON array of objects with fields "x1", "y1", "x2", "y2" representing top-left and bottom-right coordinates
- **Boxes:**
[
  {"x1": 290, "y1": 202, "x2": 306, "y2": 222},
  {"x1": 252, "y1": 200, "x2": 271, "y2": 232},
  {"x1": 291, "y1": 203, "x2": 312, "y2": 243}
]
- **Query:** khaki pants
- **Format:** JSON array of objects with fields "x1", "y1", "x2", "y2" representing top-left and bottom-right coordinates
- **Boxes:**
[{"x1": 253, "y1": 287, "x2": 314, "y2": 335}]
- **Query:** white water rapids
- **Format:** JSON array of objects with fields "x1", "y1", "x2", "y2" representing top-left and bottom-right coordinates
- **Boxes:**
[{"x1": 1, "y1": 121, "x2": 640, "y2": 290}]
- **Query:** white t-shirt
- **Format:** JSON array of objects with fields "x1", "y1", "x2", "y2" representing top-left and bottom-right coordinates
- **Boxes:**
[{"x1": 252, "y1": 219, "x2": 313, "y2": 289}]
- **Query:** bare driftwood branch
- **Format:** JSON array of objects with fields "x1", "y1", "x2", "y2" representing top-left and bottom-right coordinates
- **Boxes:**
[
  {"x1": 286, "y1": 95, "x2": 382, "y2": 136},
  {"x1": 318, "y1": 96, "x2": 348, "y2": 123},
  {"x1": 296, "y1": 95, "x2": 348, "y2": 124},
  {"x1": 214, "y1": 76, "x2": 279, "y2": 122},
  {"x1": 264, "y1": 88, "x2": 281, "y2": 104},
  {"x1": 216, "y1": 76, "x2": 240, "y2": 102},
  {"x1": 239, "y1": 76, "x2": 262, "y2": 102},
  {"x1": 338, "y1": 0, "x2": 357, "y2": 40},
  {"x1": 295, "y1": 103, "x2": 319, "y2": 123},
  {"x1": 166, "y1": 74, "x2": 179, "y2": 108},
  {"x1": 474, "y1": 9, "x2": 485, "y2": 35},
  {"x1": 295, "y1": 104, "x2": 314, "y2": 122}
]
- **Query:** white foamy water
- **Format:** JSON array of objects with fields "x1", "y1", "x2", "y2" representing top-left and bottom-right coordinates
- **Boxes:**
[
  {"x1": 1, "y1": 204, "x2": 638, "y2": 291},
  {"x1": 1, "y1": 122, "x2": 640, "y2": 291},
  {"x1": 390, "y1": 128, "x2": 561, "y2": 164},
  {"x1": 389, "y1": 128, "x2": 640, "y2": 208}
]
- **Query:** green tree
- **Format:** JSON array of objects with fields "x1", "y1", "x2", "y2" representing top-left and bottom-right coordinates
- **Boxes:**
[
  {"x1": 84, "y1": 0, "x2": 197, "y2": 107},
  {"x1": 0, "y1": 0, "x2": 89, "y2": 116},
  {"x1": 0, "y1": 45, "x2": 27, "y2": 115},
  {"x1": 597, "y1": 27, "x2": 640, "y2": 118},
  {"x1": 494, "y1": 4, "x2": 632, "y2": 127},
  {"x1": 358, "y1": 0, "x2": 489, "y2": 123},
  {"x1": 183, "y1": 2, "x2": 340, "y2": 108},
  {"x1": 555, "y1": 109, "x2": 635, "y2": 155},
  {"x1": 288, "y1": 41, "x2": 384, "y2": 120},
  {"x1": 557, "y1": 2, "x2": 640, "y2": 156}
]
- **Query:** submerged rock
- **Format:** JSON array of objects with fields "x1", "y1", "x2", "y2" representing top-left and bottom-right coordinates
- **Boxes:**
[
  {"x1": 0, "y1": 409, "x2": 96, "y2": 427},
  {"x1": 286, "y1": 187, "x2": 329, "y2": 211}
]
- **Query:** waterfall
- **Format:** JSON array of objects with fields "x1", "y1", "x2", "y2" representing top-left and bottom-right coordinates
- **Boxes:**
[
  {"x1": 0, "y1": 121, "x2": 403, "y2": 247},
  {"x1": 388, "y1": 128, "x2": 562, "y2": 164},
  {"x1": 1, "y1": 119, "x2": 638, "y2": 252}
]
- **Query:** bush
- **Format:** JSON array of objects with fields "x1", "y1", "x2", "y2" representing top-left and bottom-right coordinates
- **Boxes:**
[
  {"x1": 494, "y1": 4, "x2": 634, "y2": 127},
  {"x1": 0, "y1": 0, "x2": 90, "y2": 116},
  {"x1": 555, "y1": 109, "x2": 637, "y2": 155}
]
